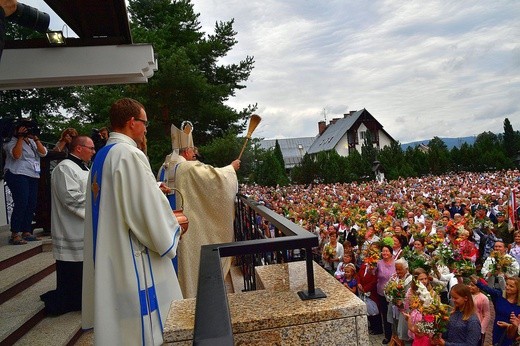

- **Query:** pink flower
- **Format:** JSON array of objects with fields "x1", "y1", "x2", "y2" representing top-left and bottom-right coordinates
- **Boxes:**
[{"x1": 423, "y1": 314, "x2": 435, "y2": 323}]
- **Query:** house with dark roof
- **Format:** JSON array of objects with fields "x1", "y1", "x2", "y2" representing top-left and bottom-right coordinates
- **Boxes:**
[
  {"x1": 307, "y1": 108, "x2": 395, "y2": 156},
  {"x1": 258, "y1": 109, "x2": 395, "y2": 170},
  {"x1": 258, "y1": 137, "x2": 315, "y2": 169}
]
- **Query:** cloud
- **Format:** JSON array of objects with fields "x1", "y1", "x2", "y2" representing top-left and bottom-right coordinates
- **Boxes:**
[
  {"x1": 28, "y1": 0, "x2": 520, "y2": 143},
  {"x1": 191, "y1": 0, "x2": 520, "y2": 142}
]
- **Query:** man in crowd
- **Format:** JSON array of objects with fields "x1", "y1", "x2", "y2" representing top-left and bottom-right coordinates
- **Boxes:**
[
  {"x1": 159, "y1": 122, "x2": 240, "y2": 298},
  {"x1": 481, "y1": 240, "x2": 519, "y2": 289},
  {"x1": 82, "y1": 98, "x2": 183, "y2": 345},
  {"x1": 41, "y1": 136, "x2": 95, "y2": 315}
]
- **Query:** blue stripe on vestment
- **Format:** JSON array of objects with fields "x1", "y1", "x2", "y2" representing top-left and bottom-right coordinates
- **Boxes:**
[
  {"x1": 129, "y1": 234, "x2": 146, "y2": 346},
  {"x1": 145, "y1": 248, "x2": 162, "y2": 331},
  {"x1": 90, "y1": 143, "x2": 116, "y2": 264},
  {"x1": 160, "y1": 225, "x2": 181, "y2": 257}
]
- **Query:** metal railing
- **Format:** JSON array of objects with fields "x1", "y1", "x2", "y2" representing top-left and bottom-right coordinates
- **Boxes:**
[{"x1": 193, "y1": 194, "x2": 326, "y2": 346}]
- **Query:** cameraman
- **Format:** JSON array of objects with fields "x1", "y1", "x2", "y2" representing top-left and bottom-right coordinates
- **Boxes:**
[
  {"x1": 0, "y1": 0, "x2": 17, "y2": 60},
  {"x1": 3, "y1": 123, "x2": 47, "y2": 245}
]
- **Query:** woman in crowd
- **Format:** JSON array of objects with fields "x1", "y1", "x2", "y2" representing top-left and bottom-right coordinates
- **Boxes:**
[
  {"x1": 433, "y1": 284, "x2": 481, "y2": 346},
  {"x1": 468, "y1": 279, "x2": 490, "y2": 346},
  {"x1": 392, "y1": 235, "x2": 405, "y2": 260},
  {"x1": 405, "y1": 268, "x2": 438, "y2": 346},
  {"x1": 358, "y1": 243, "x2": 382, "y2": 335},
  {"x1": 53, "y1": 127, "x2": 78, "y2": 154},
  {"x1": 453, "y1": 229, "x2": 478, "y2": 263},
  {"x1": 377, "y1": 243, "x2": 396, "y2": 344},
  {"x1": 322, "y1": 227, "x2": 343, "y2": 274},
  {"x1": 3, "y1": 123, "x2": 47, "y2": 245},
  {"x1": 385, "y1": 258, "x2": 413, "y2": 345},
  {"x1": 473, "y1": 276, "x2": 520, "y2": 346}
]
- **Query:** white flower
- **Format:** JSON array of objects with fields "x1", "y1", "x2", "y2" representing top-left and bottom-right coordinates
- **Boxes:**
[{"x1": 416, "y1": 281, "x2": 432, "y2": 307}]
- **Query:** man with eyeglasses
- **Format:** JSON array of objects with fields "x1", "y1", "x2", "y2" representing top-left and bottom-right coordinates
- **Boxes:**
[
  {"x1": 82, "y1": 98, "x2": 183, "y2": 345},
  {"x1": 41, "y1": 135, "x2": 95, "y2": 315}
]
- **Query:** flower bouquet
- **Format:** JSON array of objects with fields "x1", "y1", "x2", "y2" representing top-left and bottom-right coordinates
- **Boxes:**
[
  {"x1": 364, "y1": 248, "x2": 380, "y2": 269},
  {"x1": 432, "y1": 243, "x2": 455, "y2": 268},
  {"x1": 403, "y1": 247, "x2": 432, "y2": 273},
  {"x1": 322, "y1": 243, "x2": 337, "y2": 261},
  {"x1": 451, "y1": 259, "x2": 476, "y2": 277},
  {"x1": 425, "y1": 235, "x2": 444, "y2": 253},
  {"x1": 489, "y1": 251, "x2": 515, "y2": 276},
  {"x1": 416, "y1": 298, "x2": 451, "y2": 338},
  {"x1": 384, "y1": 279, "x2": 407, "y2": 307}
]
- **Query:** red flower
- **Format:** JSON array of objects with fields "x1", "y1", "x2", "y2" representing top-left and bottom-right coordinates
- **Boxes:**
[{"x1": 423, "y1": 314, "x2": 435, "y2": 323}]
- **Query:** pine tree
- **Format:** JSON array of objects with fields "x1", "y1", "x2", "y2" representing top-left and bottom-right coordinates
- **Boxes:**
[{"x1": 504, "y1": 118, "x2": 520, "y2": 159}]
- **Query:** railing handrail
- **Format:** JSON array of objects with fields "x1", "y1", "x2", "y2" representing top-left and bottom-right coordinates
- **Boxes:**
[{"x1": 193, "y1": 195, "x2": 325, "y2": 345}]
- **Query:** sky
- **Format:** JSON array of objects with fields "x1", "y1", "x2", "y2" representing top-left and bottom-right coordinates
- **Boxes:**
[{"x1": 28, "y1": 0, "x2": 520, "y2": 143}]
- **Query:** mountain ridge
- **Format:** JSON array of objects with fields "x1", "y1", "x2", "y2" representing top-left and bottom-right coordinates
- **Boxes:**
[{"x1": 401, "y1": 136, "x2": 477, "y2": 150}]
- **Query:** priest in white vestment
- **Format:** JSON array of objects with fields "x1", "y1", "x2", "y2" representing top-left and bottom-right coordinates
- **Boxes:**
[
  {"x1": 82, "y1": 98, "x2": 183, "y2": 346},
  {"x1": 158, "y1": 122, "x2": 239, "y2": 298}
]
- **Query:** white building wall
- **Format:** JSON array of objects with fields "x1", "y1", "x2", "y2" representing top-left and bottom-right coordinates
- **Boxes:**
[
  {"x1": 336, "y1": 133, "x2": 350, "y2": 156},
  {"x1": 334, "y1": 123, "x2": 394, "y2": 157},
  {"x1": 353, "y1": 123, "x2": 369, "y2": 153},
  {"x1": 378, "y1": 131, "x2": 393, "y2": 148}
]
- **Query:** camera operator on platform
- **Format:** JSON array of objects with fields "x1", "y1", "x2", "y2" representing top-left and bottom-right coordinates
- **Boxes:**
[{"x1": 3, "y1": 122, "x2": 47, "y2": 245}]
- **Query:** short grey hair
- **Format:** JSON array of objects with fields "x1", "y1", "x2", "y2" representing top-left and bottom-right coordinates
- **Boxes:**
[{"x1": 395, "y1": 258, "x2": 409, "y2": 270}]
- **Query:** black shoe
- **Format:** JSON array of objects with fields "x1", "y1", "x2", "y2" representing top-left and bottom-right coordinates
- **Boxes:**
[
  {"x1": 382, "y1": 339, "x2": 390, "y2": 345},
  {"x1": 369, "y1": 330, "x2": 383, "y2": 335}
]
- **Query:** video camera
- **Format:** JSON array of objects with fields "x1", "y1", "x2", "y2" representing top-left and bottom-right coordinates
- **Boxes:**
[{"x1": 0, "y1": 118, "x2": 40, "y2": 142}]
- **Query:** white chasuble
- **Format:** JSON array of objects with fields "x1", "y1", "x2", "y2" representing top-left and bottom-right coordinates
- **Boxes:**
[{"x1": 174, "y1": 159, "x2": 238, "y2": 298}]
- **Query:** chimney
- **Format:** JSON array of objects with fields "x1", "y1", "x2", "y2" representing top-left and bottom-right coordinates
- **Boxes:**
[
  {"x1": 329, "y1": 118, "x2": 340, "y2": 125},
  {"x1": 350, "y1": 110, "x2": 356, "y2": 116},
  {"x1": 318, "y1": 121, "x2": 326, "y2": 135}
]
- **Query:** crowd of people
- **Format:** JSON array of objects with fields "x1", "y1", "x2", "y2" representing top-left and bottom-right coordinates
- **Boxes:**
[{"x1": 243, "y1": 170, "x2": 520, "y2": 345}]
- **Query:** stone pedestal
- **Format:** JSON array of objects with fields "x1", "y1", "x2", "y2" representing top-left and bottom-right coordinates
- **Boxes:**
[{"x1": 163, "y1": 261, "x2": 368, "y2": 345}]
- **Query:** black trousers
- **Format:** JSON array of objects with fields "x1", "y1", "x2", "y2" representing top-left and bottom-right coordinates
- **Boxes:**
[
  {"x1": 378, "y1": 293, "x2": 392, "y2": 340},
  {"x1": 41, "y1": 260, "x2": 83, "y2": 315}
]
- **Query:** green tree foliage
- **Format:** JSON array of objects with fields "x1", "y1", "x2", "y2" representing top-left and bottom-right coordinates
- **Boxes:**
[
  {"x1": 273, "y1": 140, "x2": 285, "y2": 168},
  {"x1": 427, "y1": 136, "x2": 450, "y2": 175},
  {"x1": 361, "y1": 133, "x2": 377, "y2": 178},
  {"x1": 255, "y1": 150, "x2": 288, "y2": 186},
  {"x1": 73, "y1": 0, "x2": 256, "y2": 171},
  {"x1": 503, "y1": 118, "x2": 520, "y2": 159},
  {"x1": 291, "y1": 153, "x2": 318, "y2": 184}
]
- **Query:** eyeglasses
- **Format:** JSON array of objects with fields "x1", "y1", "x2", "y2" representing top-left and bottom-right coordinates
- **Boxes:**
[
  {"x1": 80, "y1": 144, "x2": 96, "y2": 151},
  {"x1": 134, "y1": 118, "x2": 149, "y2": 127}
]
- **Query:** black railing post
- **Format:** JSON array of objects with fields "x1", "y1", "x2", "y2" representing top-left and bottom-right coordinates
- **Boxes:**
[{"x1": 193, "y1": 195, "x2": 327, "y2": 344}]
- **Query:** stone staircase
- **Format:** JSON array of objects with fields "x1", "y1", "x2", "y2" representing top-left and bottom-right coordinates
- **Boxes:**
[{"x1": 0, "y1": 226, "x2": 82, "y2": 346}]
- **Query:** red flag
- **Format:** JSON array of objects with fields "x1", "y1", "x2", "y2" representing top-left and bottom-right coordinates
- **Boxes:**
[{"x1": 509, "y1": 191, "x2": 517, "y2": 230}]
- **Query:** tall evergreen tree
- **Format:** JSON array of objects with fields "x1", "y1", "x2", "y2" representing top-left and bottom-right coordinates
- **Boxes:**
[
  {"x1": 75, "y1": 0, "x2": 256, "y2": 171},
  {"x1": 503, "y1": 118, "x2": 520, "y2": 159},
  {"x1": 427, "y1": 136, "x2": 450, "y2": 175}
]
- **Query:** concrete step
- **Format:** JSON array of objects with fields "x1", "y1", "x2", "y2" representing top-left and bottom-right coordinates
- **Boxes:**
[
  {"x1": 73, "y1": 330, "x2": 93, "y2": 346},
  {"x1": 0, "y1": 251, "x2": 55, "y2": 304},
  {"x1": 0, "y1": 272, "x2": 55, "y2": 344},
  {"x1": 0, "y1": 228, "x2": 53, "y2": 271},
  {"x1": 15, "y1": 311, "x2": 82, "y2": 346},
  {"x1": 230, "y1": 265, "x2": 244, "y2": 293}
]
